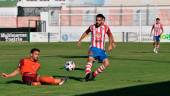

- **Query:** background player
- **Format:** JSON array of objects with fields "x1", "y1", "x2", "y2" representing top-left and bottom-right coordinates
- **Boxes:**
[
  {"x1": 1, "y1": 48, "x2": 66, "y2": 86},
  {"x1": 77, "y1": 14, "x2": 116, "y2": 81},
  {"x1": 150, "y1": 18, "x2": 164, "y2": 53}
]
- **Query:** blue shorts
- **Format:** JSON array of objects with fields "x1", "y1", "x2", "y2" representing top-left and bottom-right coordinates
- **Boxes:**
[
  {"x1": 89, "y1": 47, "x2": 108, "y2": 62},
  {"x1": 153, "y1": 35, "x2": 160, "y2": 42}
]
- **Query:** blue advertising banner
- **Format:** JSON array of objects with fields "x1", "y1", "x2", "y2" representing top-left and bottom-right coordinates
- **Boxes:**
[{"x1": 67, "y1": 0, "x2": 105, "y2": 6}]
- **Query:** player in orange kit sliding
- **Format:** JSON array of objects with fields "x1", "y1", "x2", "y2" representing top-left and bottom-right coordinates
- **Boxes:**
[{"x1": 1, "y1": 48, "x2": 66, "y2": 86}]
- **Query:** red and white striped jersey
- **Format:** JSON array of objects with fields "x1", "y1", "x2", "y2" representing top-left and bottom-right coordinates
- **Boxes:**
[
  {"x1": 152, "y1": 23, "x2": 163, "y2": 36},
  {"x1": 86, "y1": 24, "x2": 112, "y2": 50}
]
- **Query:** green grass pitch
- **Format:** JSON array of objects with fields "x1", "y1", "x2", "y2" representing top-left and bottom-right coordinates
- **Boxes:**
[
  {"x1": 0, "y1": 42, "x2": 170, "y2": 96},
  {"x1": 0, "y1": 0, "x2": 16, "y2": 7}
]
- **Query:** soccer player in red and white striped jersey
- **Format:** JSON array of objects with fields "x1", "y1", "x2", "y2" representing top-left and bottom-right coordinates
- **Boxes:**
[
  {"x1": 150, "y1": 18, "x2": 164, "y2": 53},
  {"x1": 77, "y1": 14, "x2": 116, "y2": 81}
]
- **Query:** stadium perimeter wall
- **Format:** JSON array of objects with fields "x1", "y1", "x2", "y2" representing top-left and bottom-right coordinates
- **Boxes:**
[{"x1": 29, "y1": 26, "x2": 170, "y2": 42}]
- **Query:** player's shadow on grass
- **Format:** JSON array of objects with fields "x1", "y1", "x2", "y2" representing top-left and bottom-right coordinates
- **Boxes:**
[
  {"x1": 59, "y1": 67, "x2": 84, "y2": 71},
  {"x1": 6, "y1": 80, "x2": 24, "y2": 84},
  {"x1": 53, "y1": 75, "x2": 84, "y2": 82},
  {"x1": 74, "y1": 68, "x2": 85, "y2": 71},
  {"x1": 76, "y1": 81, "x2": 170, "y2": 96}
]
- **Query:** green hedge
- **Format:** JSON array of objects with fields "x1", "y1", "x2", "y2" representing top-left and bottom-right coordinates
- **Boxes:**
[{"x1": 0, "y1": 0, "x2": 17, "y2": 7}]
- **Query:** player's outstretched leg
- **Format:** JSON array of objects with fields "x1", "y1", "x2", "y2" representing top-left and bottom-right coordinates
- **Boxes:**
[
  {"x1": 90, "y1": 59, "x2": 110, "y2": 80},
  {"x1": 38, "y1": 76, "x2": 66, "y2": 85}
]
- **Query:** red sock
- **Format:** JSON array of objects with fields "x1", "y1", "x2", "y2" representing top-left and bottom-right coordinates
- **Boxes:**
[
  {"x1": 93, "y1": 64, "x2": 106, "y2": 77},
  {"x1": 85, "y1": 62, "x2": 93, "y2": 75}
]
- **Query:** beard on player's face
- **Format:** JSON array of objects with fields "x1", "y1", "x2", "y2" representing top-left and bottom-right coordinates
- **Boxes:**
[
  {"x1": 31, "y1": 52, "x2": 40, "y2": 61},
  {"x1": 96, "y1": 17, "x2": 103, "y2": 27},
  {"x1": 96, "y1": 22, "x2": 102, "y2": 27},
  {"x1": 156, "y1": 20, "x2": 160, "y2": 24},
  {"x1": 33, "y1": 56, "x2": 39, "y2": 61}
]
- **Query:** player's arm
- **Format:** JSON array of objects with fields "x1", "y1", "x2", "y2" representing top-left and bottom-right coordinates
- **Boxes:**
[
  {"x1": 1, "y1": 68, "x2": 20, "y2": 78},
  {"x1": 150, "y1": 25, "x2": 154, "y2": 36},
  {"x1": 36, "y1": 66, "x2": 41, "y2": 73},
  {"x1": 160, "y1": 24, "x2": 164, "y2": 35},
  {"x1": 107, "y1": 27, "x2": 116, "y2": 51},
  {"x1": 1, "y1": 60, "x2": 23, "y2": 78},
  {"x1": 77, "y1": 27, "x2": 91, "y2": 47}
]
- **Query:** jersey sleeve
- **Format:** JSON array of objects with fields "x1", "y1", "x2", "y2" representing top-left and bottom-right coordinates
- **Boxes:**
[
  {"x1": 18, "y1": 59, "x2": 24, "y2": 68},
  {"x1": 106, "y1": 26, "x2": 112, "y2": 35},
  {"x1": 160, "y1": 24, "x2": 163, "y2": 29},
  {"x1": 37, "y1": 63, "x2": 41, "y2": 71},
  {"x1": 37, "y1": 62, "x2": 41, "y2": 69}
]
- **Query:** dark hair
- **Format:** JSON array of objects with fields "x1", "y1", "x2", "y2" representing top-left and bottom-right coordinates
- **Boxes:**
[
  {"x1": 156, "y1": 18, "x2": 160, "y2": 20},
  {"x1": 96, "y1": 14, "x2": 105, "y2": 20},
  {"x1": 30, "y1": 48, "x2": 40, "y2": 53}
]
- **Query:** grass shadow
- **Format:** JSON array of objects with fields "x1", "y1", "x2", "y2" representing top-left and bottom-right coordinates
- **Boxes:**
[
  {"x1": 53, "y1": 75, "x2": 84, "y2": 82},
  {"x1": 76, "y1": 81, "x2": 170, "y2": 96},
  {"x1": 74, "y1": 68, "x2": 85, "y2": 71},
  {"x1": 59, "y1": 67, "x2": 84, "y2": 71},
  {"x1": 6, "y1": 80, "x2": 24, "y2": 84}
]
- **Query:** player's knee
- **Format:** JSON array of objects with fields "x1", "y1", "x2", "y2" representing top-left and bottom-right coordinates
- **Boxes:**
[
  {"x1": 103, "y1": 60, "x2": 109, "y2": 67},
  {"x1": 87, "y1": 57, "x2": 94, "y2": 63},
  {"x1": 104, "y1": 62, "x2": 109, "y2": 67}
]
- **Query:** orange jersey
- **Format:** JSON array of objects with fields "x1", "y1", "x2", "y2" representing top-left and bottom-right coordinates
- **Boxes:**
[{"x1": 18, "y1": 57, "x2": 40, "y2": 75}]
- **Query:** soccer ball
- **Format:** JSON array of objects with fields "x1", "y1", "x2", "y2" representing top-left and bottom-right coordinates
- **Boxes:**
[{"x1": 64, "y1": 61, "x2": 76, "y2": 71}]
